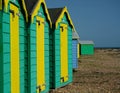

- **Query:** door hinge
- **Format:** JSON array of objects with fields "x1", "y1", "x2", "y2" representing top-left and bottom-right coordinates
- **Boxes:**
[
  {"x1": 36, "y1": 20, "x2": 40, "y2": 25},
  {"x1": 9, "y1": 9, "x2": 15, "y2": 17},
  {"x1": 60, "y1": 77, "x2": 65, "y2": 82},
  {"x1": 60, "y1": 26, "x2": 64, "y2": 32},
  {"x1": 36, "y1": 85, "x2": 41, "y2": 92}
]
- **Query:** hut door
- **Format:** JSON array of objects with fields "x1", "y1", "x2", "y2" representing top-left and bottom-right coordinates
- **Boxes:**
[
  {"x1": 10, "y1": 3, "x2": 20, "y2": 93},
  {"x1": 60, "y1": 24, "x2": 68, "y2": 83},
  {"x1": 36, "y1": 16, "x2": 45, "y2": 92}
]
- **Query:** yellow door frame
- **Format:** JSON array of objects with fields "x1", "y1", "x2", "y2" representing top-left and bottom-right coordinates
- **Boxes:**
[
  {"x1": 36, "y1": 16, "x2": 45, "y2": 92},
  {"x1": 10, "y1": 3, "x2": 20, "y2": 93},
  {"x1": 60, "y1": 23, "x2": 68, "y2": 83},
  {"x1": 77, "y1": 44, "x2": 80, "y2": 58},
  {"x1": 0, "y1": 0, "x2": 2, "y2": 10}
]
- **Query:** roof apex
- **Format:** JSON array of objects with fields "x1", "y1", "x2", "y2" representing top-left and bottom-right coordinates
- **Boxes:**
[
  {"x1": 48, "y1": 6, "x2": 75, "y2": 30},
  {"x1": 22, "y1": 0, "x2": 52, "y2": 27}
]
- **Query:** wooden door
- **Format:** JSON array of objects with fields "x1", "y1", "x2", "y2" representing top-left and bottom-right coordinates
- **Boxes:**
[{"x1": 60, "y1": 23, "x2": 68, "y2": 83}]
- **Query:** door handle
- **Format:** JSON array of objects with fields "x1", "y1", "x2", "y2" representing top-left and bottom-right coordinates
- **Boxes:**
[
  {"x1": 36, "y1": 85, "x2": 41, "y2": 92},
  {"x1": 42, "y1": 22, "x2": 45, "y2": 24},
  {"x1": 16, "y1": 12, "x2": 20, "y2": 17}
]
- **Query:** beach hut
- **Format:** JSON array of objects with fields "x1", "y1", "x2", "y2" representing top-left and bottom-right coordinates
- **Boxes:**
[
  {"x1": 72, "y1": 30, "x2": 80, "y2": 69},
  {"x1": 21, "y1": 0, "x2": 52, "y2": 93},
  {"x1": 0, "y1": 0, "x2": 26, "y2": 93},
  {"x1": 48, "y1": 7, "x2": 74, "y2": 89},
  {"x1": 79, "y1": 40, "x2": 94, "y2": 55}
]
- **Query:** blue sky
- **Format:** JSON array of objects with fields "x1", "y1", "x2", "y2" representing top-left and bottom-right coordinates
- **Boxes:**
[{"x1": 46, "y1": 0, "x2": 120, "y2": 48}]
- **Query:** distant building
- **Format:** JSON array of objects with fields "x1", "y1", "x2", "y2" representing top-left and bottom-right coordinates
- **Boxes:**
[
  {"x1": 79, "y1": 40, "x2": 94, "y2": 55},
  {"x1": 72, "y1": 30, "x2": 80, "y2": 69}
]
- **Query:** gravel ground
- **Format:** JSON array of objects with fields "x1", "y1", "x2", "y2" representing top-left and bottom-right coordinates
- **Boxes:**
[{"x1": 50, "y1": 49, "x2": 120, "y2": 93}]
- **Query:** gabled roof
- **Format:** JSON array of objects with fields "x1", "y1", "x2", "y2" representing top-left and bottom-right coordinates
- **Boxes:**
[
  {"x1": 79, "y1": 40, "x2": 94, "y2": 45},
  {"x1": 72, "y1": 30, "x2": 80, "y2": 39},
  {"x1": 48, "y1": 8, "x2": 63, "y2": 24},
  {"x1": 48, "y1": 7, "x2": 75, "y2": 30},
  {"x1": 24, "y1": 0, "x2": 38, "y2": 15},
  {"x1": 22, "y1": 0, "x2": 52, "y2": 26}
]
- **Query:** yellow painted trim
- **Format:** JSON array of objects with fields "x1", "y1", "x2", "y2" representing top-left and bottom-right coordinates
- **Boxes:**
[
  {"x1": 21, "y1": 0, "x2": 28, "y2": 22},
  {"x1": 0, "y1": 0, "x2": 2, "y2": 10},
  {"x1": 31, "y1": 0, "x2": 52, "y2": 27},
  {"x1": 60, "y1": 23, "x2": 68, "y2": 82},
  {"x1": 10, "y1": 3, "x2": 20, "y2": 93},
  {"x1": 4, "y1": 0, "x2": 9, "y2": 11},
  {"x1": 36, "y1": 16, "x2": 45, "y2": 92},
  {"x1": 56, "y1": 7, "x2": 75, "y2": 30}
]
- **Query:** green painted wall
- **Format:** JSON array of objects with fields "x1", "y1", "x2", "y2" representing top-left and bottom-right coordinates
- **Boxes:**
[
  {"x1": 49, "y1": 13, "x2": 73, "y2": 89},
  {"x1": 80, "y1": 44, "x2": 94, "y2": 55},
  {"x1": 0, "y1": 8, "x2": 11, "y2": 93},
  {"x1": 19, "y1": 10, "x2": 26, "y2": 93},
  {"x1": 0, "y1": 10, "x2": 3, "y2": 93}
]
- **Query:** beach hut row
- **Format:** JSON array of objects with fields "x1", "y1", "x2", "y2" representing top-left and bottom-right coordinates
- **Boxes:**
[
  {"x1": 0, "y1": 0, "x2": 75, "y2": 93},
  {"x1": 72, "y1": 31, "x2": 94, "y2": 69}
]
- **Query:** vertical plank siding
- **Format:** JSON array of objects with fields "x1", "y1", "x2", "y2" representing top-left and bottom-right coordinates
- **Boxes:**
[
  {"x1": 0, "y1": 1, "x2": 74, "y2": 93},
  {"x1": 26, "y1": 5, "x2": 50, "y2": 93},
  {"x1": 0, "y1": 1, "x2": 26, "y2": 93},
  {"x1": 49, "y1": 14, "x2": 73, "y2": 89},
  {"x1": 72, "y1": 40, "x2": 78, "y2": 69}
]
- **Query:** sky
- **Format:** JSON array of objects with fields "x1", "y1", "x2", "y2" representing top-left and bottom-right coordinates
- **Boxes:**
[{"x1": 46, "y1": 0, "x2": 120, "y2": 48}]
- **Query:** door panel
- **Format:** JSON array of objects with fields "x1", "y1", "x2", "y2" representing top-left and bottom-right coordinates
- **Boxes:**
[
  {"x1": 10, "y1": 3, "x2": 20, "y2": 93},
  {"x1": 60, "y1": 24, "x2": 68, "y2": 83},
  {"x1": 36, "y1": 16, "x2": 45, "y2": 92}
]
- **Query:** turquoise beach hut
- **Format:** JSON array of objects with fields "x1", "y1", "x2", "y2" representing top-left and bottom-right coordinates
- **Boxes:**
[
  {"x1": 48, "y1": 7, "x2": 74, "y2": 89},
  {"x1": 21, "y1": 0, "x2": 52, "y2": 92}
]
